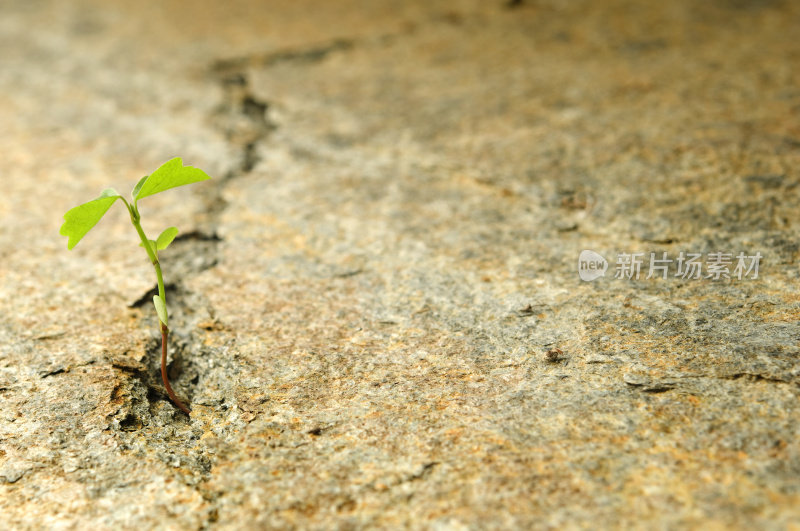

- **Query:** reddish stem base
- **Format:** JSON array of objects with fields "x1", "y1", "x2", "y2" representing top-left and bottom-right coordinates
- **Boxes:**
[{"x1": 161, "y1": 324, "x2": 191, "y2": 415}]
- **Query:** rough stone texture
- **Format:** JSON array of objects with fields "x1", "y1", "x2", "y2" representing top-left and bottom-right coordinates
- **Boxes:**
[{"x1": 1, "y1": 0, "x2": 799, "y2": 528}]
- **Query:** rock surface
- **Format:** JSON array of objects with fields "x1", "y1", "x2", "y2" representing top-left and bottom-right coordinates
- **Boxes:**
[{"x1": 1, "y1": 0, "x2": 799, "y2": 528}]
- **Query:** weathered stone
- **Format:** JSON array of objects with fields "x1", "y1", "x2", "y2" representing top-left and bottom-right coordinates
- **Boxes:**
[{"x1": 1, "y1": 0, "x2": 798, "y2": 528}]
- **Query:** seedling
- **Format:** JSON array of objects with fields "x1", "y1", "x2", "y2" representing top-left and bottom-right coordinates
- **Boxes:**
[{"x1": 60, "y1": 157, "x2": 211, "y2": 415}]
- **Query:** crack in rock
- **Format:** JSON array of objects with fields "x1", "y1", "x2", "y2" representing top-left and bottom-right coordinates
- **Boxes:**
[
  {"x1": 209, "y1": 72, "x2": 275, "y2": 176},
  {"x1": 210, "y1": 38, "x2": 354, "y2": 76},
  {"x1": 111, "y1": 358, "x2": 187, "y2": 415}
]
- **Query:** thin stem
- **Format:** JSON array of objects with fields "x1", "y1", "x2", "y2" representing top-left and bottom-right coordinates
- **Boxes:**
[
  {"x1": 124, "y1": 199, "x2": 190, "y2": 415},
  {"x1": 161, "y1": 324, "x2": 191, "y2": 415}
]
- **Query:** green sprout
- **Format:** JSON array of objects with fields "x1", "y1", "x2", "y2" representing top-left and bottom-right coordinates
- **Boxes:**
[{"x1": 60, "y1": 157, "x2": 211, "y2": 415}]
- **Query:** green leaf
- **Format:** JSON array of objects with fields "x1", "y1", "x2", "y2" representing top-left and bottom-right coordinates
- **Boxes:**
[
  {"x1": 98, "y1": 188, "x2": 120, "y2": 199},
  {"x1": 153, "y1": 295, "x2": 168, "y2": 325},
  {"x1": 134, "y1": 158, "x2": 211, "y2": 201},
  {"x1": 155, "y1": 227, "x2": 179, "y2": 251},
  {"x1": 139, "y1": 239, "x2": 157, "y2": 251},
  {"x1": 131, "y1": 176, "x2": 148, "y2": 198},
  {"x1": 60, "y1": 189, "x2": 121, "y2": 250}
]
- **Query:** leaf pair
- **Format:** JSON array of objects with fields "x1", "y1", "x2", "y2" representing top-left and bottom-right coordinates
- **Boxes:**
[
  {"x1": 140, "y1": 226, "x2": 179, "y2": 255},
  {"x1": 59, "y1": 158, "x2": 210, "y2": 249}
]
